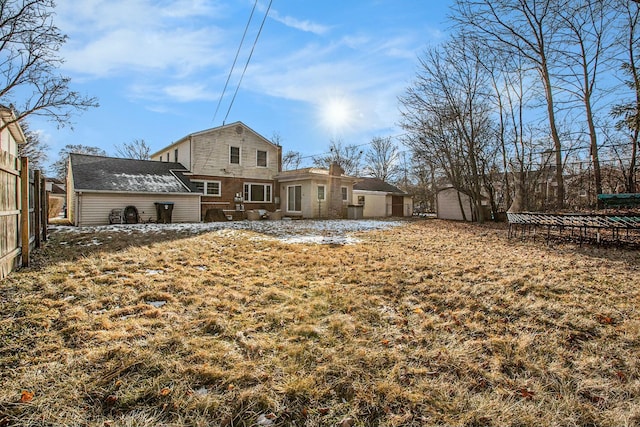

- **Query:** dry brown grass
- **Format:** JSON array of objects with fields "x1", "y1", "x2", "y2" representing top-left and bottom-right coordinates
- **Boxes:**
[{"x1": 1, "y1": 220, "x2": 639, "y2": 426}]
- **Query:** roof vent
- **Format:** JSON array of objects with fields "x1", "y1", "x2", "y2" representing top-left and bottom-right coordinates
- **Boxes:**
[{"x1": 235, "y1": 125, "x2": 243, "y2": 135}]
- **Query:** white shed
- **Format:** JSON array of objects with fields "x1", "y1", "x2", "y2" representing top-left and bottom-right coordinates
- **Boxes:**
[
  {"x1": 353, "y1": 178, "x2": 413, "y2": 217},
  {"x1": 436, "y1": 187, "x2": 474, "y2": 221}
]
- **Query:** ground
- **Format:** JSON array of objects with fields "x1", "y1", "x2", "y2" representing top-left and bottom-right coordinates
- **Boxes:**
[{"x1": 0, "y1": 219, "x2": 639, "y2": 427}]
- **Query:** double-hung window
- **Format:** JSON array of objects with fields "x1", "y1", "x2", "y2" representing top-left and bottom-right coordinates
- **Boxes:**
[
  {"x1": 193, "y1": 180, "x2": 221, "y2": 196},
  {"x1": 317, "y1": 185, "x2": 326, "y2": 201},
  {"x1": 230, "y1": 146, "x2": 240, "y2": 164},
  {"x1": 244, "y1": 183, "x2": 272, "y2": 202},
  {"x1": 257, "y1": 150, "x2": 267, "y2": 167}
]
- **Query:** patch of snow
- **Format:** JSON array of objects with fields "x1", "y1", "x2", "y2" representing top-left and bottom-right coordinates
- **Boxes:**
[
  {"x1": 146, "y1": 300, "x2": 167, "y2": 308},
  {"x1": 50, "y1": 219, "x2": 405, "y2": 246},
  {"x1": 145, "y1": 269, "x2": 164, "y2": 275}
]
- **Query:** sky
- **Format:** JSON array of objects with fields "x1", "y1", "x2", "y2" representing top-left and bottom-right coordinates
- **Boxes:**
[{"x1": 32, "y1": 0, "x2": 453, "y2": 171}]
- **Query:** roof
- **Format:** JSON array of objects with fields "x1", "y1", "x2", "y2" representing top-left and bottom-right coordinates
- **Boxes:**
[
  {"x1": 150, "y1": 121, "x2": 279, "y2": 158},
  {"x1": 70, "y1": 153, "x2": 198, "y2": 193},
  {"x1": 353, "y1": 178, "x2": 407, "y2": 195},
  {"x1": 0, "y1": 106, "x2": 26, "y2": 144},
  {"x1": 276, "y1": 166, "x2": 358, "y2": 182}
]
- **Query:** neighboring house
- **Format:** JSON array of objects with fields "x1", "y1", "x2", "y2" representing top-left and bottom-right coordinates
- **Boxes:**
[
  {"x1": 275, "y1": 163, "x2": 358, "y2": 219},
  {"x1": 151, "y1": 121, "x2": 282, "y2": 219},
  {"x1": 46, "y1": 177, "x2": 66, "y2": 217},
  {"x1": 67, "y1": 154, "x2": 201, "y2": 226},
  {"x1": 436, "y1": 187, "x2": 490, "y2": 221},
  {"x1": 353, "y1": 178, "x2": 413, "y2": 217}
]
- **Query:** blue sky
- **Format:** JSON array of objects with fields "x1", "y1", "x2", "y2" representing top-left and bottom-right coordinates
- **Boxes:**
[{"x1": 33, "y1": 1, "x2": 452, "y2": 169}]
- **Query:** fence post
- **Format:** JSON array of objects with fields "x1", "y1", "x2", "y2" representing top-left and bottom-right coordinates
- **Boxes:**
[
  {"x1": 20, "y1": 157, "x2": 29, "y2": 267},
  {"x1": 41, "y1": 175, "x2": 47, "y2": 242},
  {"x1": 34, "y1": 169, "x2": 41, "y2": 248}
]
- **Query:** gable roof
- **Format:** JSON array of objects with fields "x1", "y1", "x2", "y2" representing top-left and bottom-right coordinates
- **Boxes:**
[
  {"x1": 150, "y1": 121, "x2": 279, "y2": 158},
  {"x1": 70, "y1": 154, "x2": 198, "y2": 193},
  {"x1": 353, "y1": 178, "x2": 407, "y2": 195}
]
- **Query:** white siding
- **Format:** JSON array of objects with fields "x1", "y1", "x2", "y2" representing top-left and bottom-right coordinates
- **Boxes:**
[
  {"x1": 190, "y1": 125, "x2": 279, "y2": 180},
  {"x1": 354, "y1": 191, "x2": 387, "y2": 217},
  {"x1": 437, "y1": 188, "x2": 472, "y2": 221},
  {"x1": 76, "y1": 192, "x2": 201, "y2": 226}
]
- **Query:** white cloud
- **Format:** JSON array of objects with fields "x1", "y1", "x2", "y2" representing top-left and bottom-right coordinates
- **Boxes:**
[{"x1": 268, "y1": 9, "x2": 331, "y2": 35}]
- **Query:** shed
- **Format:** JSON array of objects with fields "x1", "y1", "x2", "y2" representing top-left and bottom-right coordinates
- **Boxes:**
[
  {"x1": 353, "y1": 178, "x2": 413, "y2": 217},
  {"x1": 436, "y1": 187, "x2": 473, "y2": 221},
  {"x1": 67, "y1": 154, "x2": 201, "y2": 226}
]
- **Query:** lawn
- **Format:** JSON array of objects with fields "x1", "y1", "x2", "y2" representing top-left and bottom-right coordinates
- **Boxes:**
[{"x1": 1, "y1": 219, "x2": 639, "y2": 427}]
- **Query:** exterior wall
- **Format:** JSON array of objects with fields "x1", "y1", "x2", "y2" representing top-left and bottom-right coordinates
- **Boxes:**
[
  {"x1": 74, "y1": 192, "x2": 201, "y2": 226},
  {"x1": 191, "y1": 174, "x2": 278, "y2": 219},
  {"x1": 437, "y1": 188, "x2": 472, "y2": 221},
  {"x1": 355, "y1": 191, "x2": 387, "y2": 217},
  {"x1": 279, "y1": 177, "x2": 353, "y2": 219},
  {"x1": 154, "y1": 139, "x2": 191, "y2": 167}
]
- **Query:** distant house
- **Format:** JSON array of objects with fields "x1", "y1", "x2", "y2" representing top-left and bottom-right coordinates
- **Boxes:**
[
  {"x1": 67, "y1": 154, "x2": 201, "y2": 226},
  {"x1": 46, "y1": 177, "x2": 66, "y2": 218},
  {"x1": 353, "y1": 178, "x2": 413, "y2": 217},
  {"x1": 275, "y1": 163, "x2": 358, "y2": 219},
  {"x1": 151, "y1": 121, "x2": 282, "y2": 219}
]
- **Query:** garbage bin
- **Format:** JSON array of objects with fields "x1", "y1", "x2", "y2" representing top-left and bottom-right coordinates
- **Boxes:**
[
  {"x1": 154, "y1": 202, "x2": 174, "y2": 223},
  {"x1": 347, "y1": 204, "x2": 363, "y2": 219}
]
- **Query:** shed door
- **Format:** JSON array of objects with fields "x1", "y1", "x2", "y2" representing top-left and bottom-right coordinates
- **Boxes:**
[{"x1": 392, "y1": 196, "x2": 404, "y2": 216}]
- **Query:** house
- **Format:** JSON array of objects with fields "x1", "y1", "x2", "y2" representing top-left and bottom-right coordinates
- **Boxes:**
[
  {"x1": 46, "y1": 177, "x2": 66, "y2": 218},
  {"x1": 353, "y1": 178, "x2": 413, "y2": 217},
  {"x1": 67, "y1": 154, "x2": 201, "y2": 226},
  {"x1": 275, "y1": 163, "x2": 358, "y2": 218},
  {"x1": 151, "y1": 122, "x2": 282, "y2": 219},
  {"x1": 436, "y1": 187, "x2": 490, "y2": 221},
  {"x1": 0, "y1": 106, "x2": 27, "y2": 278}
]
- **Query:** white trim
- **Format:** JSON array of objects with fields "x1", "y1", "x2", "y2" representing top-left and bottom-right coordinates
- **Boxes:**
[
  {"x1": 229, "y1": 145, "x2": 241, "y2": 165},
  {"x1": 256, "y1": 149, "x2": 268, "y2": 167},
  {"x1": 287, "y1": 185, "x2": 302, "y2": 213},
  {"x1": 192, "y1": 179, "x2": 222, "y2": 196},
  {"x1": 243, "y1": 182, "x2": 272, "y2": 202}
]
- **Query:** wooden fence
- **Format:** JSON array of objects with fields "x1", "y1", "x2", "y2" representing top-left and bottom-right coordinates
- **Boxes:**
[{"x1": 0, "y1": 153, "x2": 47, "y2": 279}]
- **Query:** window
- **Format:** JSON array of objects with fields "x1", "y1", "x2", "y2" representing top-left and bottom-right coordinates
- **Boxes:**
[
  {"x1": 257, "y1": 150, "x2": 267, "y2": 167},
  {"x1": 244, "y1": 183, "x2": 272, "y2": 202},
  {"x1": 230, "y1": 146, "x2": 240, "y2": 164},
  {"x1": 288, "y1": 185, "x2": 302, "y2": 212},
  {"x1": 341, "y1": 186, "x2": 348, "y2": 201},
  {"x1": 174, "y1": 148, "x2": 178, "y2": 163},
  {"x1": 317, "y1": 185, "x2": 326, "y2": 201},
  {"x1": 193, "y1": 180, "x2": 221, "y2": 196}
]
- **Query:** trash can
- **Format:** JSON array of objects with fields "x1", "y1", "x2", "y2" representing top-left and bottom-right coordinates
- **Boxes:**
[
  {"x1": 347, "y1": 205, "x2": 364, "y2": 219},
  {"x1": 154, "y1": 202, "x2": 174, "y2": 223}
]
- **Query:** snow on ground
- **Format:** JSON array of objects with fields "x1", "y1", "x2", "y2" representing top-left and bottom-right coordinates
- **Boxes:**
[{"x1": 50, "y1": 219, "x2": 406, "y2": 245}]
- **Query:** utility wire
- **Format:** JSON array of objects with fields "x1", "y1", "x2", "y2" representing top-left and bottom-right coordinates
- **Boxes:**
[
  {"x1": 212, "y1": 0, "x2": 258, "y2": 125},
  {"x1": 223, "y1": 0, "x2": 273, "y2": 125}
]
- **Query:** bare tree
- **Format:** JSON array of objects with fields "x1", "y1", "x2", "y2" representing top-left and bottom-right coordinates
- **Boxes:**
[
  {"x1": 17, "y1": 120, "x2": 48, "y2": 171},
  {"x1": 115, "y1": 139, "x2": 151, "y2": 160},
  {"x1": 51, "y1": 144, "x2": 106, "y2": 179},
  {"x1": 453, "y1": 0, "x2": 567, "y2": 208},
  {"x1": 555, "y1": 0, "x2": 617, "y2": 203},
  {"x1": 0, "y1": 0, "x2": 98, "y2": 131},
  {"x1": 312, "y1": 139, "x2": 363, "y2": 176},
  {"x1": 362, "y1": 136, "x2": 401, "y2": 182},
  {"x1": 282, "y1": 150, "x2": 303, "y2": 170},
  {"x1": 610, "y1": 0, "x2": 640, "y2": 192},
  {"x1": 399, "y1": 35, "x2": 497, "y2": 222}
]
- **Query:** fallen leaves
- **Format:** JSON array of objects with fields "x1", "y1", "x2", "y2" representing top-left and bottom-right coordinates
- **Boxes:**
[{"x1": 19, "y1": 390, "x2": 34, "y2": 403}]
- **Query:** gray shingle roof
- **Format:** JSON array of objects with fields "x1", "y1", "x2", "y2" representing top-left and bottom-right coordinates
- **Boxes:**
[
  {"x1": 353, "y1": 177, "x2": 407, "y2": 195},
  {"x1": 70, "y1": 153, "x2": 197, "y2": 193}
]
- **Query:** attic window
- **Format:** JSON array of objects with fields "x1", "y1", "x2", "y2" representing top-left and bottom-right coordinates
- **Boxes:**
[{"x1": 230, "y1": 146, "x2": 240, "y2": 164}]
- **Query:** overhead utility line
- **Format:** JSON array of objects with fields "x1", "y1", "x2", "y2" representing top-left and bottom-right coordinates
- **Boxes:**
[
  {"x1": 212, "y1": 0, "x2": 259, "y2": 125},
  {"x1": 223, "y1": 0, "x2": 273, "y2": 125}
]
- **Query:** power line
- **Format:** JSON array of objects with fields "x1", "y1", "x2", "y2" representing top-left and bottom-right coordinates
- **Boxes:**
[
  {"x1": 212, "y1": 0, "x2": 259, "y2": 125},
  {"x1": 223, "y1": 0, "x2": 273, "y2": 125}
]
